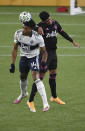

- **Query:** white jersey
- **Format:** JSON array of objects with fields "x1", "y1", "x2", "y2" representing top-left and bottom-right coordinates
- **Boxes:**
[{"x1": 14, "y1": 29, "x2": 45, "y2": 58}]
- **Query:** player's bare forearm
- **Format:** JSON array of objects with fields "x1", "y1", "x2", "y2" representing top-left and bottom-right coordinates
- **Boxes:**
[
  {"x1": 40, "y1": 46, "x2": 48, "y2": 62},
  {"x1": 11, "y1": 43, "x2": 18, "y2": 64}
]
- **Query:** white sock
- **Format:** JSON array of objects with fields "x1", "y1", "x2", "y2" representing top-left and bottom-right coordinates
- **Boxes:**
[
  {"x1": 35, "y1": 79, "x2": 49, "y2": 108},
  {"x1": 20, "y1": 79, "x2": 28, "y2": 96}
]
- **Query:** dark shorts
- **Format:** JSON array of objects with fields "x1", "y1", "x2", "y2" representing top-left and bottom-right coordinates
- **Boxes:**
[
  {"x1": 19, "y1": 56, "x2": 40, "y2": 73},
  {"x1": 40, "y1": 49, "x2": 57, "y2": 70}
]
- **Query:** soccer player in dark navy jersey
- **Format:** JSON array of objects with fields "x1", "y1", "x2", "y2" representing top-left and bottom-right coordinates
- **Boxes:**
[{"x1": 28, "y1": 11, "x2": 80, "y2": 108}]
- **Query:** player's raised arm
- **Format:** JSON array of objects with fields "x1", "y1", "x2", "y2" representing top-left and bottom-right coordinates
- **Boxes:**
[
  {"x1": 9, "y1": 43, "x2": 18, "y2": 73},
  {"x1": 57, "y1": 22, "x2": 80, "y2": 48},
  {"x1": 59, "y1": 30, "x2": 80, "y2": 48}
]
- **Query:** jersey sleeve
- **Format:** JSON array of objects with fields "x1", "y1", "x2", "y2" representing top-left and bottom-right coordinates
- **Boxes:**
[
  {"x1": 14, "y1": 31, "x2": 19, "y2": 44},
  {"x1": 55, "y1": 21, "x2": 73, "y2": 43},
  {"x1": 55, "y1": 21, "x2": 63, "y2": 33}
]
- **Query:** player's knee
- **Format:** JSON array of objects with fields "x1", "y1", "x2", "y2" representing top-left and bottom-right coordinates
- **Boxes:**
[
  {"x1": 32, "y1": 71, "x2": 39, "y2": 81},
  {"x1": 20, "y1": 73, "x2": 28, "y2": 81}
]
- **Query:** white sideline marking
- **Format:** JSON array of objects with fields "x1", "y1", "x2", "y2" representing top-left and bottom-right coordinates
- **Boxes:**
[
  {"x1": 62, "y1": 24, "x2": 85, "y2": 26},
  {"x1": 58, "y1": 54, "x2": 85, "y2": 56},
  {"x1": 0, "y1": 22, "x2": 19, "y2": 25},
  {"x1": 0, "y1": 45, "x2": 85, "y2": 49},
  {"x1": 0, "y1": 54, "x2": 85, "y2": 57},
  {"x1": 58, "y1": 47, "x2": 85, "y2": 49},
  {"x1": 0, "y1": 12, "x2": 19, "y2": 15},
  {"x1": 0, "y1": 54, "x2": 11, "y2": 56},
  {"x1": 0, "y1": 12, "x2": 69, "y2": 15},
  {"x1": 0, "y1": 45, "x2": 12, "y2": 48},
  {"x1": 0, "y1": 12, "x2": 85, "y2": 16}
]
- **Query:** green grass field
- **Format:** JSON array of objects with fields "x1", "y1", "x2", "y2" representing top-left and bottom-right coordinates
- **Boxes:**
[{"x1": 0, "y1": 6, "x2": 85, "y2": 131}]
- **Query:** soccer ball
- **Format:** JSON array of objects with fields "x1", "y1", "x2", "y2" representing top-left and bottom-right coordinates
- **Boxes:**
[{"x1": 19, "y1": 11, "x2": 31, "y2": 23}]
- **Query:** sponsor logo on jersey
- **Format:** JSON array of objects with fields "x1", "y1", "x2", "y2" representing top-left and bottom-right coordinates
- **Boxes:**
[
  {"x1": 46, "y1": 30, "x2": 58, "y2": 38},
  {"x1": 21, "y1": 43, "x2": 30, "y2": 52}
]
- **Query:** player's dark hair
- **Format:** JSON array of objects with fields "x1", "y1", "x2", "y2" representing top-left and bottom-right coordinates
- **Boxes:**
[
  {"x1": 23, "y1": 19, "x2": 36, "y2": 29},
  {"x1": 39, "y1": 11, "x2": 50, "y2": 21}
]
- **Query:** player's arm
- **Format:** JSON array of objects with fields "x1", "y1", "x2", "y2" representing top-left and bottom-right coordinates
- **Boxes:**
[
  {"x1": 9, "y1": 43, "x2": 18, "y2": 73},
  {"x1": 11, "y1": 43, "x2": 18, "y2": 64},
  {"x1": 40, "y1": 46, "x2": 48, "y2": 62},
  {"x1": 57, "y1": 22, "x2": 80, "y2": 48},
  {"x1": 34, "y1": 22, "x2": 44, "y2": 35},
  {"x1": 38, "y1": 22, "x2": 44, "y2": 35},
  {"x1": 40, "y1": 46, "x2": 48, "y2": 73}
]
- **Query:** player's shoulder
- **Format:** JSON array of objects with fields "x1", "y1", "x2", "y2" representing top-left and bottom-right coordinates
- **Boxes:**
[
  {"x1": 32, "y1": 30, "x2": 39, "y2": 36},
  {"x1": 15, "y1": 29, "x2": 22, "y2": 35},
  {"x1": 32, "y1": 30, "x2": 44, "y2": 41},
  {"x1": 32, "y1": 30, "x2": 42, "y2": 38},
  {"x1": 52, "y1": 20, "x2": 60, "y2": 25},
  {"x1": 38, "y1": 22, "x2": 45, "y2": 27}
]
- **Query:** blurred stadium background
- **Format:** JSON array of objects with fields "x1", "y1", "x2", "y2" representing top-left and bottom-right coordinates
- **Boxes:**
[
  {"x1": 0, "y1": 0, "x2": 85, "y2": 131},
  {"x1": 0, "y1": 0, "x2": 85, "y2": 6}
]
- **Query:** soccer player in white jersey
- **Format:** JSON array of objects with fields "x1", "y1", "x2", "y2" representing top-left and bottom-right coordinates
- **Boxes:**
[{"x1": 9, "y1": 19, "x2": 50, "y2": 112}]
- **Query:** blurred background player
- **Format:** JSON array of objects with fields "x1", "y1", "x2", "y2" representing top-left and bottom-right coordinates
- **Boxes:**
[
  {"x1": 28, "y1": 11, "x2": 80, "y2": 106},
  {"x1": 9, "y1": 16, "x2": 50, "y2": 112}
]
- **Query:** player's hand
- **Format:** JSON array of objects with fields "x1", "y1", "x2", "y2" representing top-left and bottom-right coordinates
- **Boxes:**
[
  {"x1": 38, "y1": 27, "x2": 44, "y2": 35},
  {"x1": 9, "y1": 64, "x2": 15, "y2": 73},
  {"x1": 73, "y1": 41, "x2": 80, "y2": 48},
  {"x1": 40, "y1": 61, "x2": 48, "y2": 73}
]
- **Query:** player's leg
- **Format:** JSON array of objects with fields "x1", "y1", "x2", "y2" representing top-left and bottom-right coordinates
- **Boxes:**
[
  {"x1": 14, "y1": 57, "x2": 29, "y2": 104},
  {"x1": 29, "y1": 72, "x2": 45, "y2": 102},
  {"x1": 32, "y1": 71, "x2": 49, "y2": 112},
  {"x1": 29, "y1": 53, "x2": 46, "y2": 103},
  {"x1": 27, "y1": 56, "x2": 49, "y2": 112},
  {"x1": 49, "y1": 69, "x2": 65, "y2": 104},
  {"x1": 19, "y1": 72, "x2": 28, "y2": 96},
  {"x1": 49, "y1": 69, "x2": 57, "y2": 98},
  {"x1": 48, "y1": 50, "x2": 65, "y2": 104}
]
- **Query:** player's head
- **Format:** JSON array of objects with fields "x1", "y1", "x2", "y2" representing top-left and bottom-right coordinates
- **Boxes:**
[
  {"x1": 22, "y1": 19, "x2": 36, "y2": 35},
  {"x1": 39, "y1": 11, "x2": 52, "y2": 25}
]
